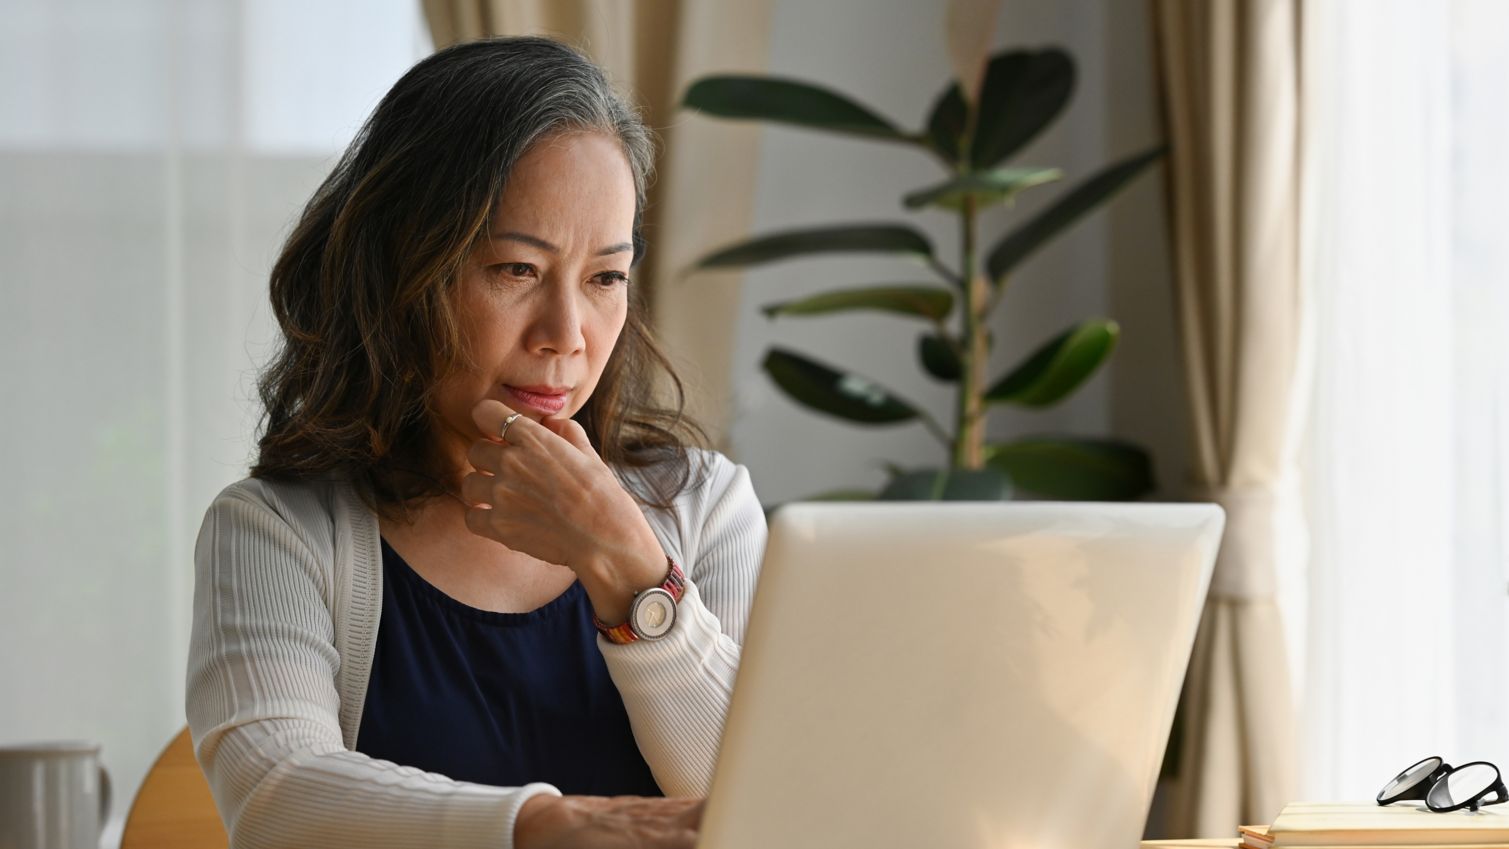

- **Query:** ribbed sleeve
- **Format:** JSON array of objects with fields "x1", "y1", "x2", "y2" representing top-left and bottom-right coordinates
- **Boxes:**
[
  {"x1": 598, "y1": 453, "x2": 768, "y2": 796},
  {"x1": 187, "y1": 490, "x2": 559, "y2": 849}
]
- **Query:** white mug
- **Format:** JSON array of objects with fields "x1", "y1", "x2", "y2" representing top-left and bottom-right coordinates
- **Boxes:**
[{"x1": 0, "y1": 741, "x2": 111, "y2": 849}]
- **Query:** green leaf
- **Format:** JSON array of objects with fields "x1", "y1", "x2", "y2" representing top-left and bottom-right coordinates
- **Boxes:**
[
  {"x1": 986, "y1": 146, "x2": 1165, "y2": 282},
  {"x1": 986, "y1": 320, "x2": 1119, "y2": 407},
  {"x1": 918, "y1": 334, "x2": 962, "y2": 381},
  {"x1": 878, "y1": 469, "x2": 945, "y2": 500},
  {"x1": 940, "y1": 468, "x2": 1014, "y2": 500},
  {"x1": 762, "y1": 347, "x2": 920, "y2": 424},
  {"x1": 985, "y1": 437, "x2": 1154, "y2": 500},
  {"x1": 972, "y1": 49, "x2": 1076, "y2": 168},
  {"x1": 800, "y1": 488, "x2": 878, "y2": 502},
  {"x1": 879, "y1": 467, "x2": 1014, "y2": 501},
  {"x1": 924, "y1": 84, "x2": 968, "y2": 163},
  {"x1": 762, "y1": 285, "x2": 954, "y2": 322},
  {"x1": 695, "y1": 224, "x2": 935, "y2": 269},
  {"x1": 683, "y1": 75, "x2": 915, "y2": 144},
  {"x1": 903, "y1": 167, "x2": 1062, "y2": 211}
]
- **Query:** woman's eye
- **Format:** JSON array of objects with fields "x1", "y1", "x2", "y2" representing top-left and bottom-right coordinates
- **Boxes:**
[
  {"x1": 596, "y1": 271, "x2": 631, "y2": 288},
  {"x1": 494, "y1": 262, "x2": 535, "y2": 278}
]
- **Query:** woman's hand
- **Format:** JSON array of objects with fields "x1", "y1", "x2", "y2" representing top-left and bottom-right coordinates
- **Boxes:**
[
  {"x1": 514, "y1": 795, "x2": 703, "y2": 849},
  {"x1": 460, "y1": 399, "x2": 669, "y2": 624}
]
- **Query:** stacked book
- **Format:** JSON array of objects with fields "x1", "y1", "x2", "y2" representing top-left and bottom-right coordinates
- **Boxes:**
[{"x1": 1240, "y1": 802, "x2": 1509, "y2": 849}]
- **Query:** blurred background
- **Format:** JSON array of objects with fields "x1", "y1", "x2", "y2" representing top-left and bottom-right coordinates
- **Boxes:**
[{"x1": 2, "y1": 0, "x2": 1507, "y2": 844}]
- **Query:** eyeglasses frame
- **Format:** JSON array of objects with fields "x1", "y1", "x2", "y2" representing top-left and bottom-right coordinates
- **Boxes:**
[{"x1": 1424, "y1": 761, "x2": 1509, "y2": 814}]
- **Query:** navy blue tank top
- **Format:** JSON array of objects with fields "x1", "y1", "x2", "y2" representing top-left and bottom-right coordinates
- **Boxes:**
[{"x1": 355, "y1": 537, "x2": 663, "y2": 796}]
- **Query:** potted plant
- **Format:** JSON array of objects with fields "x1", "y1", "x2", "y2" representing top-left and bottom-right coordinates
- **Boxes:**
[{"x1": 683, "y1": 46, "x2": 1160, "y2": 501}]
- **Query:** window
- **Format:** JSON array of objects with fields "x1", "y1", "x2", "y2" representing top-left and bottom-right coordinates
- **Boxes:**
[
  {"x1": 1300, "y1": 0, "x2": 1509, "y2": 801},
  {"x1": 0, "y1": 3, "x2": 429, "y2": 842}
]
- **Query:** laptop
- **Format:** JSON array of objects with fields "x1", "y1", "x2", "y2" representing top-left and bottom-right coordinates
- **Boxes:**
[{"x1": 696, "y1": 501, "x2": 1224, "y2": 849}]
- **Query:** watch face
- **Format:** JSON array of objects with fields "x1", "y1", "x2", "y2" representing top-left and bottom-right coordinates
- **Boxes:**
[{"x1": 631, "y1": 587, "x2": 677, "y2": 640}]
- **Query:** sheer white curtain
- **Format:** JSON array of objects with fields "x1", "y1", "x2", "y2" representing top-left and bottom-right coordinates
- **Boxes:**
[
  {"x1": 1300, "y1": 0, "x2": 1509, "y2": 801},
  {"x1": 0, "y1": 1, "x2": 428, "y2": 842}
]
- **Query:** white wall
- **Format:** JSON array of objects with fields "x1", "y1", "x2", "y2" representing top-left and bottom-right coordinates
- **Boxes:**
[{"x1": 729, "y1": 0, "x2": 1186, "y2": 504}]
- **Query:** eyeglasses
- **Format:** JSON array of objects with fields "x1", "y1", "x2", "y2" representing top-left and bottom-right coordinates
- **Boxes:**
[{"x1": 1377, "y1": 756, "x2": 1509, "y2": 813}]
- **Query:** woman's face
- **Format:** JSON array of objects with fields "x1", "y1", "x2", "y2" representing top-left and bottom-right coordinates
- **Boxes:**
[{"x1": 430, "y1": 131, "x2": 637, "y2": 474}]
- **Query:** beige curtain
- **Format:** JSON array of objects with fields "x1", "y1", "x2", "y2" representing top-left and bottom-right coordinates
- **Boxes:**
[
  {"x1": 422, "y1": 0, "x2": 773, "y2": 446},
  {"x1": 1151, "y1": 0, "x2": 1305, "y2": 836}
]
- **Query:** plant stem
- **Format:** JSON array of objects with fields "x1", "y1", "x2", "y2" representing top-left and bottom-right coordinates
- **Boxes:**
[{"x1": 954, "y1": 194, "x2": 988, "y2": 470}]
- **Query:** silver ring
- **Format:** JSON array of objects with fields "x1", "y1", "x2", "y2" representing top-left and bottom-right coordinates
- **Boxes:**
[{"x1": 499, "y1": 413, "x2": 523, "y2": 442}]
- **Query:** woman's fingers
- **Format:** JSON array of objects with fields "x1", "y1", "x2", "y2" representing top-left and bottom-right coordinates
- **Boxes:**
[
  {"x1": 458, "y1": 470, "x2": 497, "y2": 506},
  {"x1": 460, "y1": 399, "x2": 645, "y2": 569},
  {"x1": 541, "y1": 416, "x2": 598, "y2": 457},
  {"x1": 462, "y1": 502, "x2": 494, "y2": 538},
  {"x1": 513, "y1": 795, "x2": 705, "y2": 849},
  {"x1": 465, "y1": 439, "x2": 502, "y2": 475},
  {"x1": 471, "y1": 398, "x2": 544, "y2": 446},
  {"x1": 672, "y1": 798, "x2": 705, "y2": 829},
  {"x1": 467, "y1": 403, "x2": 600, "y2": 485},
  {"x1": 464, "y1": 421, "x2": 589, "y2": 479}
]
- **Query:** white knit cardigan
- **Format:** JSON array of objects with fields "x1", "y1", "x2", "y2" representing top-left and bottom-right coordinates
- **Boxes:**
[{"x1": 186, "y1": 450, "x2": 766, "y2": 849}]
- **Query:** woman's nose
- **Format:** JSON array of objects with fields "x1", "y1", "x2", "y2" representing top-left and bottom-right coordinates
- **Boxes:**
[{"x1": 526, "y1": 280, "x2": 587, "y2": 355}]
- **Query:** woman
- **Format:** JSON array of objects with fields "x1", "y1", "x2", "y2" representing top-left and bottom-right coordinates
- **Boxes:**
[{"x1": 186, "y1": 36, "x2": 766, "y2": 849}]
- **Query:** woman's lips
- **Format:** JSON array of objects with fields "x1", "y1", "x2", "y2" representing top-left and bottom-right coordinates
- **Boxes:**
[{"x1": 504, "y1": 385, "x2": 568, "y2": 415}]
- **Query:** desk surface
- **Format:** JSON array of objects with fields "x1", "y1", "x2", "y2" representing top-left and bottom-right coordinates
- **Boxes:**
[{"x1": 1141, "y1": 841, "x2": 1241, "y2": 848}]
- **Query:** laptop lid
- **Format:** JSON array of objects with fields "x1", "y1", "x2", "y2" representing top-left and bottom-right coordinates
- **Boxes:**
[{"x1": 697, "y1": 501, "x2": 1223, "y2": 849}]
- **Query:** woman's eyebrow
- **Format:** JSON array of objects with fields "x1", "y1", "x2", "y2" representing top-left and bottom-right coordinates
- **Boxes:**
[{"x1": 490, "y1": 230, "x2": 632, "y2": 257}]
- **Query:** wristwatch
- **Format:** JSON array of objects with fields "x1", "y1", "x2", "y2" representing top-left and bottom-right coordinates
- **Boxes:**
[{"x1": 593, "y1": 557, "x2": 686, "y2": 644}]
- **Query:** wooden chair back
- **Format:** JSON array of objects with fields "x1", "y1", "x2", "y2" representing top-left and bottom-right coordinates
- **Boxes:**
[{"x1": 120, "y1": 727, "x2": 228, "y2": 849}]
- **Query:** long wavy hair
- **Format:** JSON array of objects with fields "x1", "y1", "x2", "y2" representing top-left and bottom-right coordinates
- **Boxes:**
[{"x1": 250, "y1": 36, "x2": 706, "y2": 522}]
